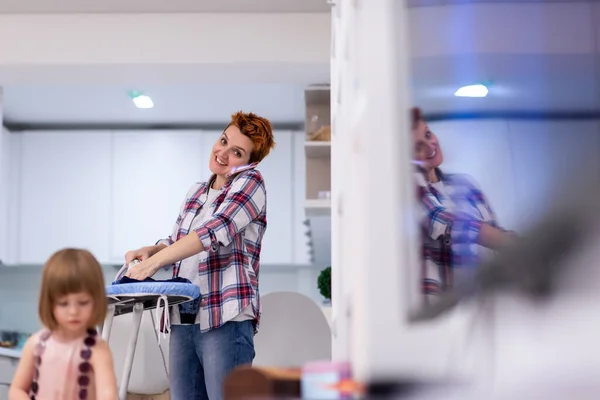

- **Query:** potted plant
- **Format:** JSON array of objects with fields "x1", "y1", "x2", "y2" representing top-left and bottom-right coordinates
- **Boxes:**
[{"x1": 317, "y1": 266, "x2": 331, "y2": 305}]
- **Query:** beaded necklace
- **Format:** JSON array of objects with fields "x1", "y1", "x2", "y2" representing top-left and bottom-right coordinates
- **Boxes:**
[{"x1": 30, "y1": 328, "x2": 98, "y2": 400}]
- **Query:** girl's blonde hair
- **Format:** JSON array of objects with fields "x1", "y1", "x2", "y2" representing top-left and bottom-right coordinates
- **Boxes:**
[{"x1": 38, "y1": 248, "x2": 107, "y2": 330}]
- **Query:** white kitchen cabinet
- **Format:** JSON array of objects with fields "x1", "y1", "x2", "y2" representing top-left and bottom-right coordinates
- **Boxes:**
[
  {"x1": 0, "y1": 128, "x2": 14, "y2": 265},
  {"x1": 18, "y1": 132, "x2": 112, "y2": 264},
  {"x1": 109, "y1": 130, "x2": 205, "y2": 262},
  {"x1": 257, "y1": 130, "x2": 294, "y2": 264},
  {"x1": 201, "y1": 130, "x2": 294, "y2": 264},
  {"x1": 293, "y1": 132, "x2": 312, "y2": 265},
  {"x1": 12, "y1": 128, "x2": 301, "y2": 266},
  {"x1": 0, "y1": 355, "x2": 17, "y2": 386}
]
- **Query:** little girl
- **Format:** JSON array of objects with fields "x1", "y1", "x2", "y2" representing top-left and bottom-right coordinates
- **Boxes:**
[{"x1": 9, "y1": 248, "x2": 118, "y2": 400}]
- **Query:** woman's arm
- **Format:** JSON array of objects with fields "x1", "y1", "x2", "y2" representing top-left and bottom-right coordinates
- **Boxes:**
[
  {"x1": 417, "y1": 173, "x2": 514, "y2": 251},
  {"x1": 196, "y1": 170, "x2": 266, "y2": 248},
  {"x1": 127, "y1": 170, "x2": 266, "y2": 279},
  {"x1": 459, "y1": 175, "x2": 517, "y2": 250},
  {"x1": 8, "y1": 335, "x2": 36, "y2": 400},
  {"x1": 91, "y1": 339, "x2": 118, "y2": 400},
  {"x1": 479, "y1": 223, "x2": 518, "y2": 250},
  {"x1": 156, "y1": 170, "x2": 266, "y2": 267}
]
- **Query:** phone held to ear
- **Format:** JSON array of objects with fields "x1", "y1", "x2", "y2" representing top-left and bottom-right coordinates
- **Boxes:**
[{"x1": 226, "y1": 163, "x2": 259, "y2": 178}]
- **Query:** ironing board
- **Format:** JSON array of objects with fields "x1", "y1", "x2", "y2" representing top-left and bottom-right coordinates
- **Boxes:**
[{"x1": 101, "y1": 264, "x2": 200, "y2": 400}]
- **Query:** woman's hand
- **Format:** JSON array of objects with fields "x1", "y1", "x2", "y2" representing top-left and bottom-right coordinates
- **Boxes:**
[
  {"x1": 125, "y1": 258, "x2": 160, "y2": 280},
  {"x1": 479, "y1": 224, "x2": 519, "y2": 251},
  {"x1": 125, "y1": 245, "x2": 163, "y2": 265}
]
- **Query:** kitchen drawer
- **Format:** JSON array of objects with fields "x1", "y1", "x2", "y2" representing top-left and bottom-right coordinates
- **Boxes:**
[{"x1": 0, "y1": 356, "x2": 17, "y2": 385}]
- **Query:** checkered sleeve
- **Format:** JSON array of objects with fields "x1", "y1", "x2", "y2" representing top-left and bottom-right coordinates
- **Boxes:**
[
  {"x1": 194, "y1": 169, "x2": 266, "y2": 252},
  {"x1": 459, "y1": 174, "x2": 503, "y2": 229},
  {"x1": 416, "y1": 172, "x2": 484, "y2": 241}
]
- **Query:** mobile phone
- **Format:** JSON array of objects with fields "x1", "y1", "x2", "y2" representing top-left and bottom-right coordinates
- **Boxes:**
[{"x1": 226, "y1": 163, "x2": 259, "y2": 178}]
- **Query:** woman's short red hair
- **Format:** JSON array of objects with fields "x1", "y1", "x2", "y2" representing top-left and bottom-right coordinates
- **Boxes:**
[
  {"x1": 227, "y1": 111, "x2": 276, "y2": 163},
  {"x1": 411, "y1": 107, "x2": 424, "y2": 130}
]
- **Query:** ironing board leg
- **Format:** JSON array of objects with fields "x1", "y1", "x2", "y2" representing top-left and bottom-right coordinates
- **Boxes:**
[
  {"x1": 101, "y1": 304, "x2": 116, "y2": 342},
  {"x1": 119, "y1": 302, "x2": 144, "y2": 400}
]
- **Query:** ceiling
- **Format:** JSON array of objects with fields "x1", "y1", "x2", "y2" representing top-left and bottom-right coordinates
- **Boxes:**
[
  {"x1": 2, "y1": 83, "x2": 308, "y2": 127},
  {"x1": 0, "y1": 0, "x2": 331, "y2": 14},
  {"x1": 407, "y1": 0, "x2": 600, "y2": 6},
  {"x1": 0, "y1": 0, "x2": 588, "y2": 14},
  {"x1": 3, "y1": 53, "x2": 599, "y2": 128},
  {"x1": 411, "y1": 53, "x2": 600, "y2": 115},
  {"x1": 1, "y1": 1, "x2": 599, "y2": 127}
]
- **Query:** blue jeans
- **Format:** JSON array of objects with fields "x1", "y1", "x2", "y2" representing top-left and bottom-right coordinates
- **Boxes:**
[{"x1": 169, "y1": 321, "x2": 255, "y2": 400}]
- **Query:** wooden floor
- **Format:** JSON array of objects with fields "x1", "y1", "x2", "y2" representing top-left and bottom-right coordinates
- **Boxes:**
[{"x1": 127, "y1": 391, "x2": 169, "y2": 400}]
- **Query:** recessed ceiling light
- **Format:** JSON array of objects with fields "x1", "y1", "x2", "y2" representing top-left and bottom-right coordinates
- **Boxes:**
[
  {"x1": 133, "y1": 95, "x2": 154, "y2": 109},
  {"x1": 454, "y1": 84, "x2": 488, "y2": 98},
  {"x1": 128, "y1": 90, "x2": 154, "y2": 109}
]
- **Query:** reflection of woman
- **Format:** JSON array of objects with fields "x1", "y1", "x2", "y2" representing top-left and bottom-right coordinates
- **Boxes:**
[
  {"x1": 411, "y1": 107, "x2": 515, "y2": 299},
  {"x1": 124, "y1": 111, "x2": 275, "y2": 400}
]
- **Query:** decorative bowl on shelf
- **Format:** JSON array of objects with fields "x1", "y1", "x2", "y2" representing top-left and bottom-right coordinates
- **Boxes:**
[{"x1": 307, "y1": 125, "x2": 331, "y2": 142}]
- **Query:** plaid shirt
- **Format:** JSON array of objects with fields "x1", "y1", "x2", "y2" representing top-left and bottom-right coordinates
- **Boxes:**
[
  {"x1": 157, "y1": 169, "x2": 266, "y2": 333},
  {"x1": 416, "y1": 170, "x2": 499, "y2": 299}
]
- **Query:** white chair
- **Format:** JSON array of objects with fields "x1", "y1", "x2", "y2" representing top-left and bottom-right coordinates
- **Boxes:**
[
  {"x1": 107, "y1": 310, "x2": 170, "y2": 396},
  {"x1": 253, "y1": 291, "x2": 332, "y2": 368}
]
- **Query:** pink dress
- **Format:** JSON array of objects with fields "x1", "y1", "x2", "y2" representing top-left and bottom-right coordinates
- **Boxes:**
[{"x1": 33, "y1": 330, "x2": 97, "y2": 400}]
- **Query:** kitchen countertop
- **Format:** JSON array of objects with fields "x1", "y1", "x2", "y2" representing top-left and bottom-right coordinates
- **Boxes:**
[{"x1": 0, "y1": 347, "x2": 21, "y2": 359}]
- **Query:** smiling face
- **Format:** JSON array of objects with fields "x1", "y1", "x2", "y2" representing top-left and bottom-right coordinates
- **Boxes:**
[
  {"x1": 209, "y1": 124, "x2": 255, "y2": 177},
  {"x1": 412, "y1": 119, "x2": 443, "y2": 169}
]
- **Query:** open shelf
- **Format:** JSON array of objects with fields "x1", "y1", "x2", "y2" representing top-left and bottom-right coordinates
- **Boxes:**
[
  {"x1": 305, "y1": 141, "x2": 331, "y2": 159},
  {"x1": 305, "y1": 199, "x2": 331, "y2": 217},
  {"x1": 303, "y1": 85, "x2": 332, "y2": 266}
]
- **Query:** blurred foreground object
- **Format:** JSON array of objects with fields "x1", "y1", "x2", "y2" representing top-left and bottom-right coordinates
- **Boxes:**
[
  {"x1": 402, "y1": 170, "x2": 600, "y2": 398},
  {"x1": 302, "y1": 361, "x2": 353, "y2": 399},
  {"x1": 410, "y1": 168, "x2": 600, "y2": 321},
  {"x1": 223, "y1": 366, "x2": 301, "y2": 400}
]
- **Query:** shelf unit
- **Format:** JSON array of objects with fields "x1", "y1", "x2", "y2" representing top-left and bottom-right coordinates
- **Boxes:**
[
  {"x1": 305, "y1": 198, "x2": 331, "y2": 217},
  {"x1": 303, "y1": 85, "x2": 332, "y2": 266},
  {"x1": 305, "y1": 141, "x2": 331, "y2": 158},
  {"x1": 304, "y1": 86, "x2": 331, "y2": 215}
]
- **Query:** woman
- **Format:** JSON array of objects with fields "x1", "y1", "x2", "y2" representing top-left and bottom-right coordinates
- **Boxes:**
[
  {"x1": 412, "y1": 107, "x2": 515, "y2": 300},
  {"x1": 124, "y1": 111, "x2": 275, "y2": 400}
]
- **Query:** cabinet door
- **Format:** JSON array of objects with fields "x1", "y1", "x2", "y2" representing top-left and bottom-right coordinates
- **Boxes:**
[
  {"x1": 18, "y1": 132, "x2": 112, "y2": 264},
  {"x1": 293, "y1": 131, "x2": 312, "y2": 265},
  {"x1": 0, "y1": 128, "x2": 13, "y2": 264},
  {"x1": 201, "y1": 130, "x2": 294, "y2": 264},
  {"x1": 0, "y1": 355, "x2": 17, "y2": 386},
  {"x1": 0, "y1": 384, "x2": 8, "y2": 400},
  {"x1": 110, "y1": 131, "x2": 205, "y2": 262}
]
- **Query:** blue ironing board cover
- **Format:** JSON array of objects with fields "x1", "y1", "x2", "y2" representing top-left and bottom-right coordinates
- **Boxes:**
[{"x1": 106, "y1": 276, "x2": 200, "y2": 316}]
